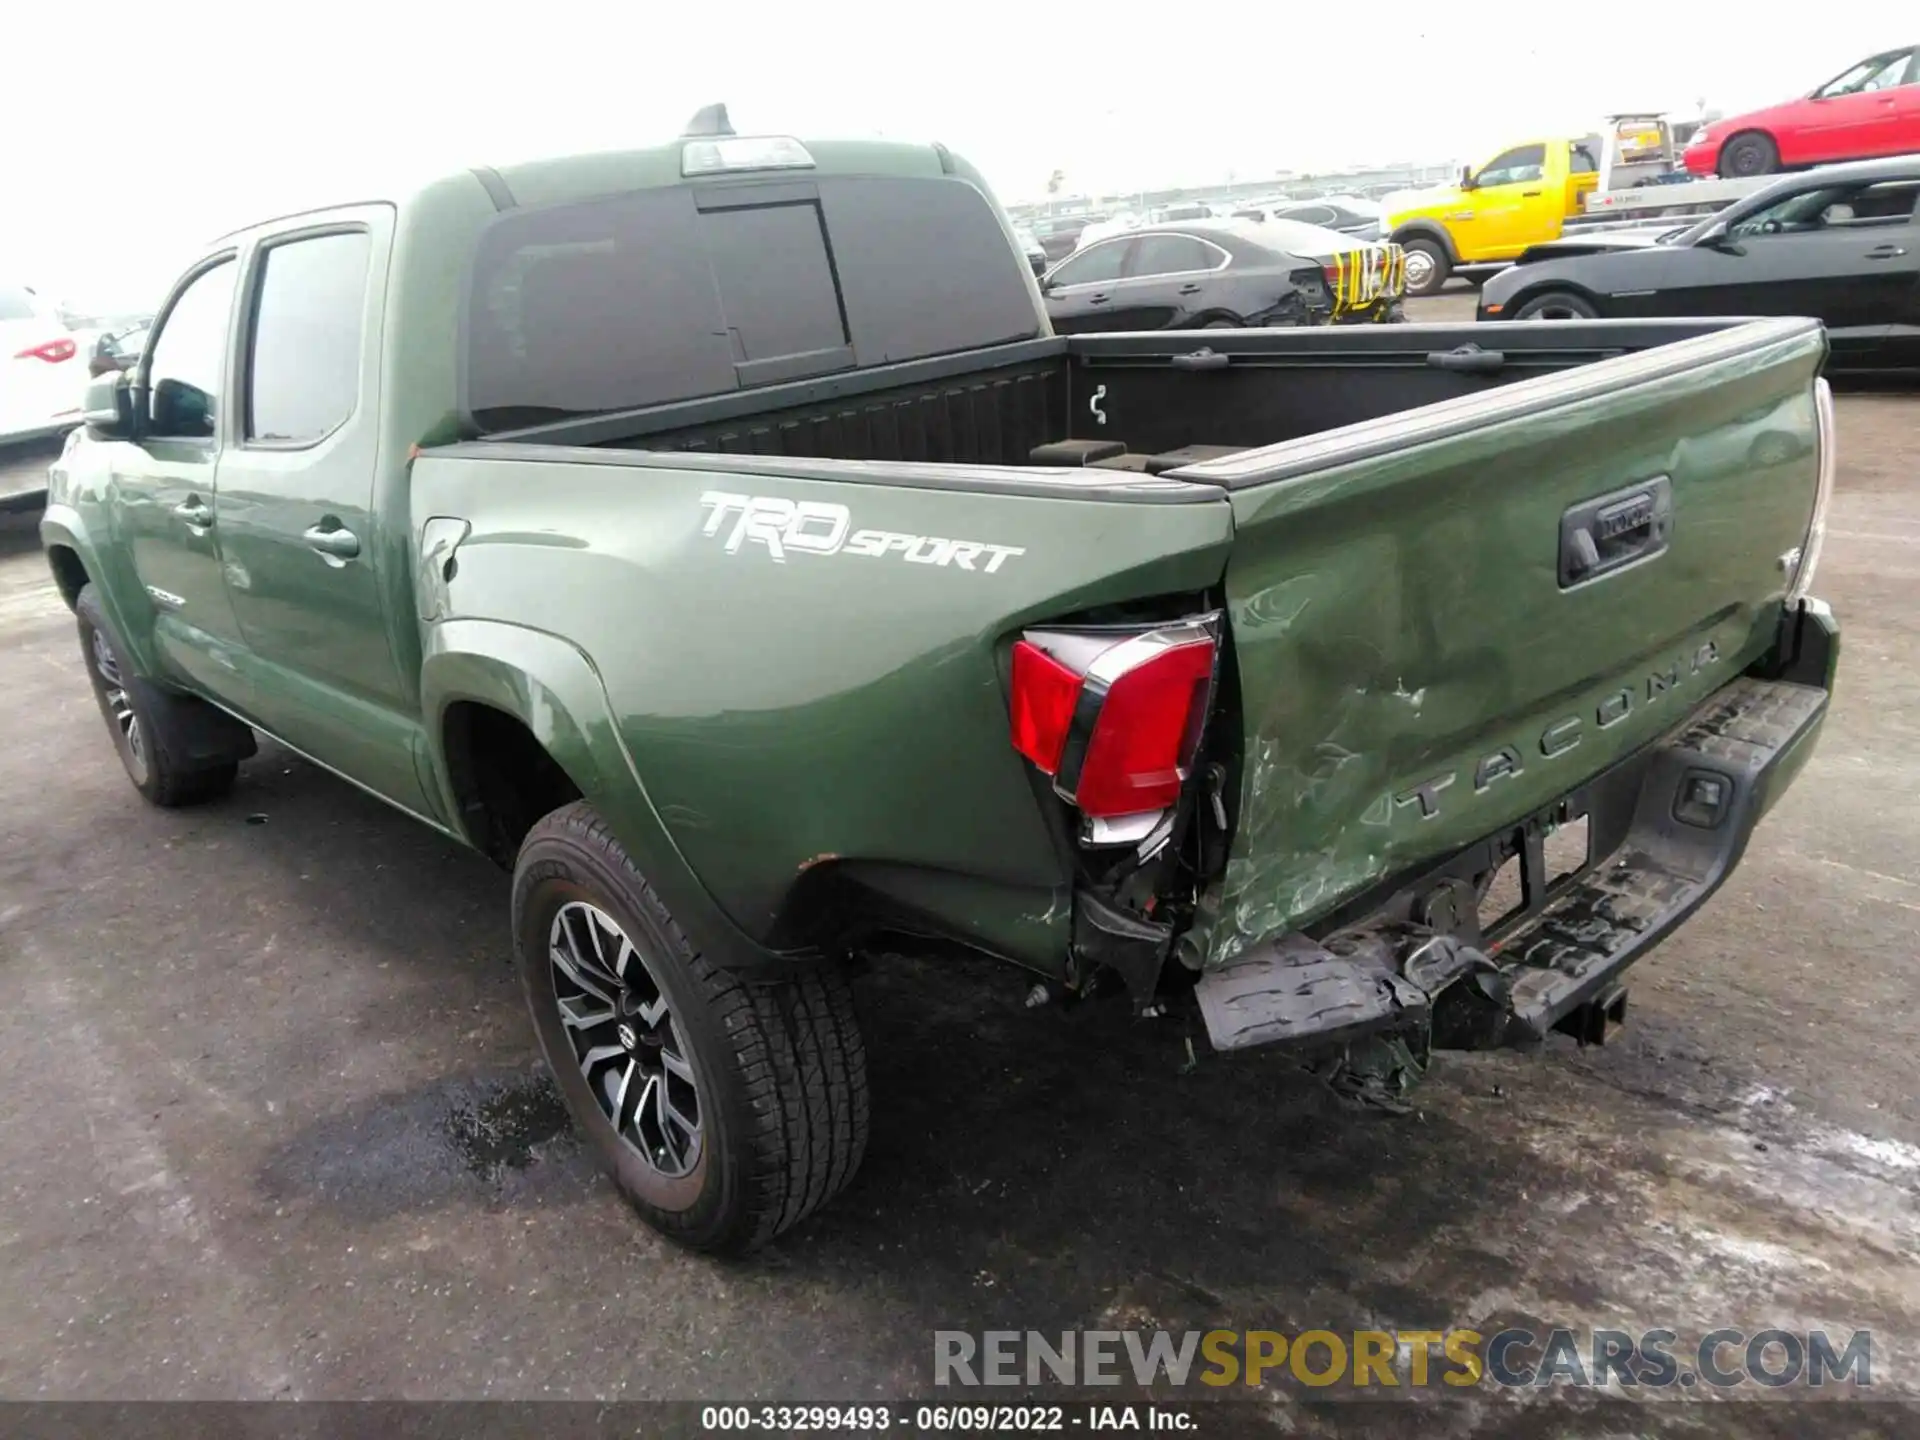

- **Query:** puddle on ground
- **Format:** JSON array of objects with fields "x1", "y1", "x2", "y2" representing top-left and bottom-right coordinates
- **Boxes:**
[
  {"x1": 444, "y1": 1073, "x2": 575, "y2": 1176},
  {"x1": 259, "y1": 1067, "x2": 591, "y2": 1221}
]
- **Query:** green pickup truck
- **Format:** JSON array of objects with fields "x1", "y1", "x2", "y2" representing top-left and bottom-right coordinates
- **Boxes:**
[{"x1": 41, "y1": 117, "x2": 1840, "y2": 1254}]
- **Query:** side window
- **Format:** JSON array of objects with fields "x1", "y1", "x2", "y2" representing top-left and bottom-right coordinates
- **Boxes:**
[
  {"x1": 1570, "y1": 145, "x2": 1599, "y2": 175},
  {"x1": 246, "y1": 231, "x2": 372, "y2": 444},
  {"x1": 1050, "y1": 240, "x2": 1130, "y2": 287},
  {"x1": 1477, "y1": 145, "x2": 1547, "y2": 187},
  {"x1": 145, "y1": 259, "x2": 238, "y2": 440},
  {"x1": 1129, "y1": 234, "x2": 1221, "y2": 277}
]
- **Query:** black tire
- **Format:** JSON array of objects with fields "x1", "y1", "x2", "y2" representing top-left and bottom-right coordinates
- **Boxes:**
[
  {"x1": 1199, "y1": 317, "x2": 1242, "y2": 330},
  {"x1": 1512, "y1": 290, "x2": 1599, "y2": 322},
  {"x1": 75, "y1": 584, "x2": 245, "y2": 806},
  {"x1": 512, "y1": 801, "x2": 869, "y2": 1254},
  {"x1": 1718, "y1": 132, "x2": 1778, "y2": 179},
  {"x1": 1401, "y1": 237, "x2": 1452, "y2": 297}
]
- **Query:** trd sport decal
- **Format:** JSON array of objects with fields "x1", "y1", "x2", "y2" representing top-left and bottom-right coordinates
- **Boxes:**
[{"x1": 699, "y1": 491, "x2": 1027, "y2": 573}]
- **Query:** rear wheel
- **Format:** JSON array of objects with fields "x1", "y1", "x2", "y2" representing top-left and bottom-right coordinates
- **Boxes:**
[
  {"x1": 512, "y1": 801, "x2": 869, "y2": 1253},
  {"x1": 1512, "y1": 290, "x2": 1599, "y2": 322},
  {"x1": 1401, "y1": 238, "x2": 1452, "y2": 297},
  {"x1": 1718, "y1": 132, "x2": 1778, "y2": 179},
  {"x1": 75, "y1": 585, "x2": 243, "y2": 806},
  {"x1": 1201, "y1": 317, "x2": 1241, "y2": 329}
]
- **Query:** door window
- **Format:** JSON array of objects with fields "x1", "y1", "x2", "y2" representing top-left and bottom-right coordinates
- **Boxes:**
[
  {"x1": 1048, "y1": 240, "x2": 1131, "y2": 286},
  {"x1": 145, "y1": 259, "x2": 238, "y2": 439},
  {"x1": 1129, "y1": 234, "x2": 1225, "y2": 277},
  {"x1": 245, "y1": 231, "x2": 372, "y2": 445},
  {"x1": 1475, "y1": 145, "x2": 1546, "y2": 187},
  {"x1": 1816, "y1": 49, "x2": 1916, "y2": 98}
]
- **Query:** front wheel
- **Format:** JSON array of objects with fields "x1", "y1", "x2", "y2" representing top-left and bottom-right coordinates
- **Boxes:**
[
  {"x1": 1400, "y1": 238, "x2": 1452, "y2": 297},
  {"x1": 1512, "y1": 290, "x2": 1599, "y2": 321},
  {"x1": 75, "y1": 584, "x2": 245, "y2": 806},
  {"x1": 1717, "y1": 132, "x2": 1778, "y2": 179},
  {"x1": 512, "y1": 801, "x2": 870, "y2": 1254}
]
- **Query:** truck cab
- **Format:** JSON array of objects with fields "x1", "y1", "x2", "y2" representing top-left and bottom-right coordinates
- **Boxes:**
[{"x1": 1388, "y1": 137, "x2": 1601, "y2": 294}]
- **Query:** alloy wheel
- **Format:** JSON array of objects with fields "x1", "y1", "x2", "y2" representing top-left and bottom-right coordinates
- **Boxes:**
[
  {"x1": 548, "y1": 900, "x2": 702, "y2": 1178},
  {"x1": 91, "y1": 628, "x2": 147, "y2": 784}
]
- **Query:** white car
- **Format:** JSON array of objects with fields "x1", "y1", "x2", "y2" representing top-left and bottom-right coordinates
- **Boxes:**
[
  {"x1": 1, "y1": 283, "x2": 88, "y2": 448},
  {"x1": 1073, "y1": 212, "x2": 1142, "y2": 251}
]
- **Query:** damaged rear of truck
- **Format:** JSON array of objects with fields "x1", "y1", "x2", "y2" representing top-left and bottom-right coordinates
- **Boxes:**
[{"x1": 424, "y1": 314, "x2": 1837, "y2": 1122}]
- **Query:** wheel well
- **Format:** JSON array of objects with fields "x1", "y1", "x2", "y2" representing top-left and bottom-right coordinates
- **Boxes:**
[
  {"x1": 1500, "y1": 281, "x2": 1602, "y2": 317},
  {"x1": 47, "y1": 546, "x2": 88, "y2": 611},
  {"x1": 1391, "y1": 224, "x2": 1456, "y2": 263},
  {"x1": 441, "y1": 701, "x2": 583, "y2": 867}
]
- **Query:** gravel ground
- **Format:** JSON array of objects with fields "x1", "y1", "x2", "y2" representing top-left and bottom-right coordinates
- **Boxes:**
[{"x1": 1, "y1": 316, "x2": 1916, "y2": 1433}]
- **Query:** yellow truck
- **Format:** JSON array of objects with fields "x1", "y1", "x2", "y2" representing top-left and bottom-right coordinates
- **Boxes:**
[{"x1": 1386, "y1": 136, "x2": 1604, "y2": 295}]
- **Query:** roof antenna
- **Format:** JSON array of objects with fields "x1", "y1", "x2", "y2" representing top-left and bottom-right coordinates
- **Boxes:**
[{"x1": 683, "y1": 103, "x2": 735, "y2": 138}]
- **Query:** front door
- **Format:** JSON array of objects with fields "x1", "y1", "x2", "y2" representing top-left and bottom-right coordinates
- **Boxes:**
[
  {"x1": 108, "y1": 254, "x2": 250, "y2": 698},
  {"x1": 1042, "y1": 238, "x2": 1140, "y2": 334},
  {"x1": 1450, "y1": 144, "x2": 1551, "y2": 261},
  {"x1": 213, "y1": 209, "x2": 429, "y2": 814},
  {"x1": 1686, "y1": 178, "x2": 1920, "y2": 364}
]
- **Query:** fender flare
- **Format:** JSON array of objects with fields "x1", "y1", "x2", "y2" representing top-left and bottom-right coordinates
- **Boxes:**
[
  {"x1": 1389, "y1": 221, "x2": 1459, "y2": 265},
  {"x1": 39, "y1": 501, "x2": 161, "y2": 679},
  {"x1": 419, "y1": 618, "x2": 789, "y2": 973}
]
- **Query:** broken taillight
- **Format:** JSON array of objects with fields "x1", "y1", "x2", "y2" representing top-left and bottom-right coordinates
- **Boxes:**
[{"x1": 1009, "y1": 617, "x2": 1220, "y2": 820}]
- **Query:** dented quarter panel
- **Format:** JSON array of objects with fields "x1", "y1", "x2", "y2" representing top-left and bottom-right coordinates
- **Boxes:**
[
  {"x1": 1199, "y1": 318, "x2": 1827, "y2": 967},
  {"x1": 408, "y1": 448, "x2": 1235, "y2": 967}
]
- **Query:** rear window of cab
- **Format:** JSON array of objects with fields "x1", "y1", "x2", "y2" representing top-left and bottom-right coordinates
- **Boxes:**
[{"x1": 465, "y1": 175, "x2": 1043, "y2": 432}]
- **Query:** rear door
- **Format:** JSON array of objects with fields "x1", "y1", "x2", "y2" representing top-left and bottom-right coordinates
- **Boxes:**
[
  {"x1": 105, "y1": 254, "x2": 251, "y2": 696},
  {"x1": 213, "y1": 208, "x2": 431, "y2": 813},
  {"x1": 1043, "y1": 239, "x2": 1139, "y2": 333},
  {"x1": 1116, "y1": 232, "x2": 1231, "y2": 329},
  {"x1": 1183, "y1": 318, "x2": 1827, "y2": 964}
]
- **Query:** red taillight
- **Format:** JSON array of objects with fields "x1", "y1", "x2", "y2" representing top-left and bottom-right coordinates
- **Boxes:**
[
  {"x1": 1010, "y1": 640, "x2": 1083, "y2": 774},
  {"x1": 1322, "y1": 262, "x2": 1341, "y2": 286},
  {"x1": 1009, "y1": 621, "x2": 1219, "y2": 820},
  {"x1": 1074, "y1": 639, "x2": 1216, "y2": 816},
  {"x1": 16, "y1": 338, "x2": 77, "y2": 363}
]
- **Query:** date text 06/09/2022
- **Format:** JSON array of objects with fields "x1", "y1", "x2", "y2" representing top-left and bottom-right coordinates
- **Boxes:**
[{"x1": 698, "y1": 1404, "x2": 1194, "y2": 1432}]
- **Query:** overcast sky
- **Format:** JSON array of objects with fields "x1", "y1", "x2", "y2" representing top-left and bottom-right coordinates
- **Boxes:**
[{"x1": 7, "y1": 0, "x2": 1908, "y2": 310}]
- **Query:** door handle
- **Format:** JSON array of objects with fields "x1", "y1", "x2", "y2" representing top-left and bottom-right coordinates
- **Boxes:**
[
  {"x1": 1864, "y1": 244, "x2": 1909, "y2": 259},
  {"x1": 173, "y1": 498, "x2": 213, "y2": 528},
  {"x1": 303, "y1": 523, "x2": 361, "y2": 562},
  {"x1": 1521, "y1": 190, "x2": 1542, "y2": 197},
  {"x1": 1088, "y1": 293, "x2": 1111, "y2": 305},
  {"x1": 1177, "y1": 283, "x2": 1203, "y2": 295}
]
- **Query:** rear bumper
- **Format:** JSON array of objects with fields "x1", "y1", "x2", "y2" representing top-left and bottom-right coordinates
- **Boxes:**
[{"x1": 1197, "y1": 599, "x2": 1838, "y2": 1055}]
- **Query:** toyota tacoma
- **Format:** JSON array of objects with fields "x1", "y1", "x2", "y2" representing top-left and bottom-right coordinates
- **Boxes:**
[{"x1": 41, "y1": 111, "x2": 1840, "y2": 1253}]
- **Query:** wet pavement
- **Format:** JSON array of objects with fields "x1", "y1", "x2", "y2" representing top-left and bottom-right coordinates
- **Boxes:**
[{"x1": 2, "y1": 368, "x2": 1918, "y2": 1434}]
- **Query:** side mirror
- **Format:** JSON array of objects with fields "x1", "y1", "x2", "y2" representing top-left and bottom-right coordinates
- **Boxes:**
[
  {"x1": 1700, "y1": 229, "x2": 1746, "y2": 256},
  {"x1": 1458, "y1": 165, "x2": 1477, "y2": 189},
  {"x1": 81, "y1": 371, "x2": 138, "y2": 441}
]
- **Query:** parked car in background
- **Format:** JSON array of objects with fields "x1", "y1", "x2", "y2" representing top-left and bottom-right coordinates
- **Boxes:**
[
  {"x1": 1146, "y1": 202, "x2": 1216, "y2": 223},
  {"x1": 1011, "y1": 226, "x2": 1049, "y2": 276},
  {"x1": 1479, "y1": 155, "x2": 1920, "y2": 374},
  {"x1": 1073, "y1": 211, "x2": 1143, "y2": 250},
  {"x1": 92, "y1": 321, "x2": 150, "y2": 377},
  {"x1": 1, "y1": 283, "x2": 86, "y2": 447},
  {"x1": 1235, "y1": 196, "x2": 1386, "y2": 241},
  {"x1": 1683, "y1": 44, "x2": 1920, "y2": 178},
  {"x1": 1028, "y1": 213, "x2": 1097, "y2": 262},
  {"x1": 1042, "y1": 219, "x2": 1406, "y2": 333}
]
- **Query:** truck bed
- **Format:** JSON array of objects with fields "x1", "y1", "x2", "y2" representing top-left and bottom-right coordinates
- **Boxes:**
[{"x1": 465, "y1": 319, "x2": 1754, "y2": 477}]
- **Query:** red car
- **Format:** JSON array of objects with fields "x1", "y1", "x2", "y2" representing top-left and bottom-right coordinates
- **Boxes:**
[{"x1": 1683, "y1": 44, "x2": 1920, "y2": 178}]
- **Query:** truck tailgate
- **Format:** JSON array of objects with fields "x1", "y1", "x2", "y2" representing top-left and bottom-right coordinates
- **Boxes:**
[{"x1": 1178, "y1": 317, "x2": 1828, "y2": 967}]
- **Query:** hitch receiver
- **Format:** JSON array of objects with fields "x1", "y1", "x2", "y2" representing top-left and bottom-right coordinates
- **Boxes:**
[{"x1": 1553, "y1": 983, "x2": 1628, "y2": 1047}]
